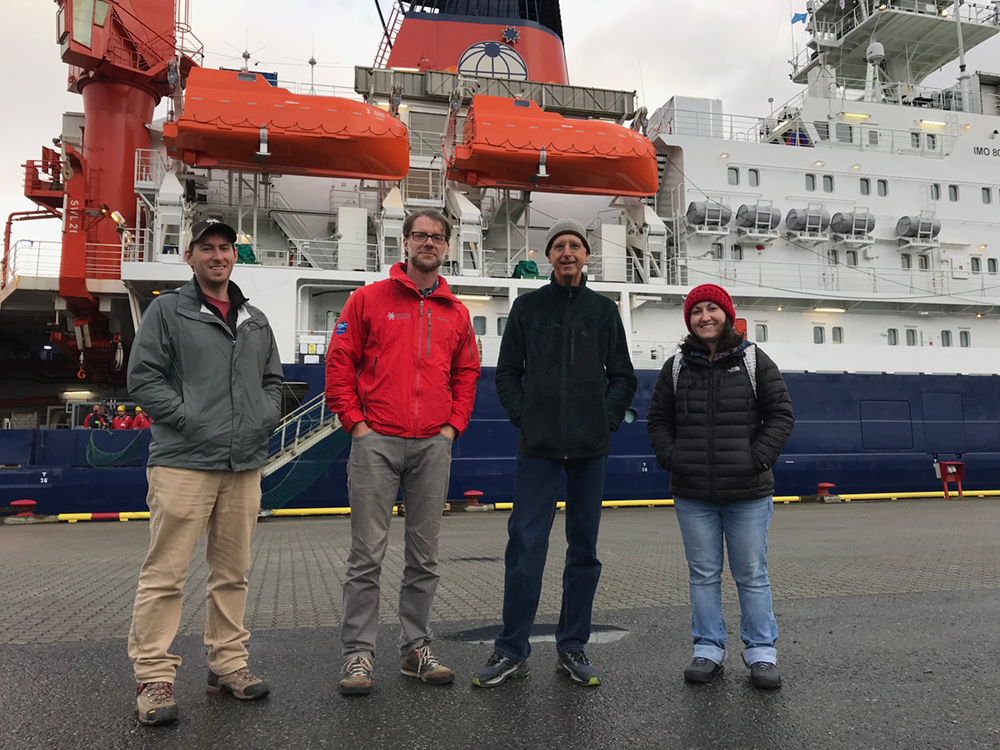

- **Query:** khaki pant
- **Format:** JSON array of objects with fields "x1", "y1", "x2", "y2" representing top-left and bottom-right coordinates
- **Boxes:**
[{"x1": 128, "y1": 466, "x2": 261, "y2": 684}]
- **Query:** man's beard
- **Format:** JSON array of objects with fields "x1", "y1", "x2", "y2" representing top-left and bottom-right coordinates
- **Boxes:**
[{"x1": 409, "y1": 251, "x2": 442, "y2": 273}]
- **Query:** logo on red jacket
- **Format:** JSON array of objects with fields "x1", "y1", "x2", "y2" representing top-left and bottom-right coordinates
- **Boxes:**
[
  {"x1": 386, "y1": 312, "x2": 412, "y2": 321},
  {"x1": 335, "y1": 321, "x2": 348, "y2": 335}
]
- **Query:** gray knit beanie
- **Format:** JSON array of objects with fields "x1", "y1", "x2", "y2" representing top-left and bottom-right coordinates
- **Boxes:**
[{"x1": 544, "y1": 218, "x2": 591, "y2": 256}]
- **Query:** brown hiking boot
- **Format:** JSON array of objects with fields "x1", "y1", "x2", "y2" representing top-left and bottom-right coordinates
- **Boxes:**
[
  {"x1": 340, "y1": 655, "x2": 374, "y2": 695},
  {"x1": 400, "y1": 643, "x2": 455, "y2": 685},
  {"x1": 206, "y1": 666, "x2": 270, "y2": 700},
  {"x1": 136, "y1": 681, "x2": 178, "y2": 726}
]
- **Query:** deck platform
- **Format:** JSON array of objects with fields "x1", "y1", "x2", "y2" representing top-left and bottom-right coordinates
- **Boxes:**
[{"x1": 2, "y1": 499, "x2": 1000, "y2": 749}]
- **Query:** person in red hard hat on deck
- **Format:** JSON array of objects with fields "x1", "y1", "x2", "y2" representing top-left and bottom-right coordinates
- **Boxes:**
[
  {"x1": 132, "y1": 407, "x2": 151, "y2": 429},
  {"x1": 112, "y1": 405, "x2": 134, "y2": 430},
  {"x1": 325, "y1": 208, "x2": 481, "y2": 696}
]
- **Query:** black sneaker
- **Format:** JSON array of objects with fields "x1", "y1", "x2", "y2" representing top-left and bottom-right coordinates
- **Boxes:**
[
  {"x1": 472, "y1": 652, "x2": 529, "y2": 688},
  {"x1": 556, "y1": 650, "x2": 600, "y2": 686},
  {"x1": 683, "y1": 657, "x2": 724, "y2": 684},
  {"x1": 749, "y1": 661, "x2": 781, "y2": 689}
]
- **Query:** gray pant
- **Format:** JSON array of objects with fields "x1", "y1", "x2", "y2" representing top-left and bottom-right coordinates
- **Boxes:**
[{"x1": 342, "y1": 430, "x2": 453, "y2": 661}]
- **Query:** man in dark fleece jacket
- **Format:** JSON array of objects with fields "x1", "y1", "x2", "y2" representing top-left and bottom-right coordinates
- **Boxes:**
[{"x1": 473, "y1": 218, "x2": 637, "y2": 690}]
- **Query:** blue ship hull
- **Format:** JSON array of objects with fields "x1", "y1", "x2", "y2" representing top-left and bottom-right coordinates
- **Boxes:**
[{"x1": 2, "y1": 365, "x2": 997, "y2": 515}]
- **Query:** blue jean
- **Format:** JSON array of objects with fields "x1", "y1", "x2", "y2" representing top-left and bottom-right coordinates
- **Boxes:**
[
  {"x1": 494, "y1": 452, "x2": 608, "y2": 661},
  {"x1": 673, "y1": 496, "x2": 778, "y2": 666}
]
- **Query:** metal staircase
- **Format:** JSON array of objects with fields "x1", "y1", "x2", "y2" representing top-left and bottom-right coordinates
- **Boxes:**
[
  {"x1": 263, "y1": 393, "x2": 342, "y2": 478},
  {"x1": 268, "y1": 190, "x2": 324, "y2": 268}
]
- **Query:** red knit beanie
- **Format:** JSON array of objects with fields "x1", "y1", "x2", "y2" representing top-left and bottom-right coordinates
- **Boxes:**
[{"x1": 683, "y1": 284, "x2": 735, "y2": 332}]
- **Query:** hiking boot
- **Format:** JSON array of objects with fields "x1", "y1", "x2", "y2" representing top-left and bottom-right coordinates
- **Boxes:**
[
  {"x1": 472, "y1": 651, "x2": 530, "y2": 688},
  {"x1": 749, "y1": 661, "x2": 782, "y2": 689},
  {"x1": 684, "y1": 657, "x2": 724, "y2": 684},
  {"x1": 207, "y1": 667, "x2": 270, "y2": 700},
  {"x1": 556, "y1": 649, "x2": 600, "y2": 686},
  {"x1": 136, "y1": 681, "x2": 178, "y2": 726},
  {"x1": 400, "y1": 643, "x2": 454, "y2": 685},
  {"x1": 340, "y1": 655, "x2": 373, "y2": 695}
]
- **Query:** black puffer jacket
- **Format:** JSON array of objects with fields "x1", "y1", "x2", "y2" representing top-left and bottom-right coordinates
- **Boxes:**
[
  {"x1": 495, "y1": 275, "x2": 638, "y2": 460},
  {"x1": 646, "y1": 341, "x2": 794, "y2": 502}
]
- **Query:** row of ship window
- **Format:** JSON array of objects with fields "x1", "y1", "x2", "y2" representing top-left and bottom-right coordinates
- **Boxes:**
[
  {"x1": 727, "y1": 167, "x2": 999, "y2": 204},
  {"x1": 753, "y1": 323, "x2": 971, "y2": 347}
]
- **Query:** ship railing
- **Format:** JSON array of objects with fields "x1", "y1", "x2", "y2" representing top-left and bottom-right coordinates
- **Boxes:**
[
  {"x1": 264, "y1": 393, "x2": 341, "y2": 478},
  {"x1": 134, "y1": 150, "x2": 167, "y2": 193},
  {"x1": 274, "y1": 80, "x2": 362, "y2": 99},
  {"x1": 330, "y1": 186, "x2": 381, "y2": 214},
  {"x1": 404, "y1": 168, "x2": 446, "y2": 206},
  {"x1": 410, "y1": 130, "x2": 444, "y2": 158},
  {"x1": 631, "y1": 339, "x2": 676, "y2": 367},
  {"x1": 3, "y1": 239, "x2": 62, "y2": 286},
  {"x1": 286, "y1": 239, "x2": 380, "y2": 272},
  {"x1": 85, "y1": 243, "x2": 124, "y2": 279},
  {"x1": 122, "y1": 228, "x2": 155, "y2": 263}
]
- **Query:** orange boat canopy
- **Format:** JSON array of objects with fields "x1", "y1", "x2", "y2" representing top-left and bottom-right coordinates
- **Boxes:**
[
  {"x1": 447, "y1": 96, "x2": 658, "y2": 197},
  {"x1": 163, "y1": 68, "x2": 409, "y2": 180}
]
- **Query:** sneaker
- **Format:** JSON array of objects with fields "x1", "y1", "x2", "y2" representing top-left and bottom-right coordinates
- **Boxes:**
[
  {"x1": 207, "y1": 666, "x2": 270, "y2": 700},
  {"x1": 472, "y1": 651, "x2": 530, "y2": 688},
  {"x1": 556, "y1": 649, "x2": 600, "y2": 686},
  {"x1": 400, "y1": 643, "x2": 454, "y2": 685},
  {"x1": 683, "y1": 657, "x2": 724, "y2": 684},
  {"x1": 340, "y1": 655, "x2": 374, "y2": 695},
  {"x1": 749, "y1": 661, "x2": 782, "y2": 689},
  {"x1": 136, "y1": 681, "x2": 178, "y2": 726}
]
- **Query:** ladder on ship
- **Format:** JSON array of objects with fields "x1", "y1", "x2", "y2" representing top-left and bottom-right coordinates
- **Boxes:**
[
  {"x1": 263, "y1": 393, "x2": 342, "y2": 478},
  {"x1": 374, "y1": 1, "x2": 405, "y2": 69}
]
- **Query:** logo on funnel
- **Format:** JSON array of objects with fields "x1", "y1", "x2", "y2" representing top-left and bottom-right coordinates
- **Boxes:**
[{"x1": 458, "y1": 41, "x2": 528, "y2": 81}]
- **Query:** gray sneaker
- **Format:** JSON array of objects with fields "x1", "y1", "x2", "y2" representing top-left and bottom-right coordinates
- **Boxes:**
[
  {"x1": 556, "y1": 650, "x2": 600, "y2": 686},
  {"x1": 472, "y1": 651, "x2": 530, "y2": 688},
  {"x1": 207, "y1": 667, "x2": 270, "y2": 700},
  {"x1": 340, "y1": 655, "x2": 373, "y2": 695},
  {"x1": 683, "y1": 657, "x2": 724, "y2": 684},
  {"x1": 749, "y1": 661, "x2": 781, "y2": 689},
  {"x1": 136, "y1": 681, "x2": 178, "y2": 726}
]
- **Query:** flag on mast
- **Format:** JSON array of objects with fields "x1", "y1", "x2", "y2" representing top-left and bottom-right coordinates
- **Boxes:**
[{"x1": 792, "y1": 12, "x2": 808, "y2": 24}]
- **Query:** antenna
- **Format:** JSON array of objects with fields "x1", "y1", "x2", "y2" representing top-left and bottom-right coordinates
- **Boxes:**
[{"x1": 224, "y1": 38, "x2": 267, "y2": 71}]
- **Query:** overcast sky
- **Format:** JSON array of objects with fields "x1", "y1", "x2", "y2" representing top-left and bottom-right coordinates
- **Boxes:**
[{"x1": 3, "y1": 0, "x2": 996, "y2": 244}]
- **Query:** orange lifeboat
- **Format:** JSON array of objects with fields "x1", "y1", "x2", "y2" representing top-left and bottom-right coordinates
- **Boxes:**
[
  {"x1": 163, "y1": 68, "x2": 409, "y2": 180},
  {"x1": 446, "y1": 96, "x2": 658, "y2": 196}
]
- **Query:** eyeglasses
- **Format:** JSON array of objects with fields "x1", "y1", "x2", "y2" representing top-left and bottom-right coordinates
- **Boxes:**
[{"x1": 408, "y1": 231, "x2": 448, "y2": 246}]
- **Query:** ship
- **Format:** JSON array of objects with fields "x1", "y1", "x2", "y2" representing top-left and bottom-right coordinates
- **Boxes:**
[{"x1": 3, "y1": 0, "x2": 1000, "y2": 514}]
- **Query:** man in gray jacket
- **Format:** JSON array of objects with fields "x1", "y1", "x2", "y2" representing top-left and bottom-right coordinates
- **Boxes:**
[{"x1": 126, "y1": 219, "x2": 283, "y2": 726}]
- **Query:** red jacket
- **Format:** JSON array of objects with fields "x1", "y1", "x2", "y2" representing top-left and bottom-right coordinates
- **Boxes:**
[
  {"x1": 112, "y1": 415, "x2": 134, "y2": 430},
  {"x1": 325, "y1": 264, "x2": 481, "y2": 438},
  {"x1": 132, "y1": 413, "x2": 152, "y2": 429}
]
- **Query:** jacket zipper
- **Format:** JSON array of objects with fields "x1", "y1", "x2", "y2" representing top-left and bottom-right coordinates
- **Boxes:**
[
  {"x1": 414, "y1": 299, "x2": 423, "y2": 437},
  {"x1": 707, "y1": 367, "x2": 715, "y2": 498}
]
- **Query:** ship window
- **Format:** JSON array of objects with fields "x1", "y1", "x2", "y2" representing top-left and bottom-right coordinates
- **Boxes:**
[
  {"x1": 877, "y1": 179, "x2": 888, "y2": 197},
  {"x1": 835, "y1": 124, "x2": 853, "y2": 143},
  {"x1": 960, "y1": 330, "x2": 971, "y2": 348},
  {"x1": 472, "y1": 316, "x2": 486, "y2": 336},
  {"x1": 748, "y1": 169, "x2": 760, "y2": 187},
  {"x1": 868, "y1": 130, "x2": 879, "y2": 147},
  {"x1": 983, "y1": 187, "x2": 993, "y2": 204},
  {"x1": 887, "y1": 328, "x2": 899, "y2": 346},
  {"x1": 823, "y1": 175, "x2": 835, "y2": 193},
  {"x1": 901, "y1": 253, "x2": 912, "y2": 269},
  {"x1": 911, "y1": 132, "x2": 921, "y2": 149},
  {"x1": 728, "y1": 167, "x2": 740, "y2": 186},
  {"x1": 732, "y1": 244, "x2": 744, "y2": 261},
  {"x1": 72, "y1": 0, "x2": 95, "y2": 48},
  {"x1": 971, "y1": 257, "x2": 981, "y2": 274},
  {"x1": 846, "y1": 250, "x2": 858, "y2": 266},
  {"x1": 989, "y1": 258, "x2": 998, "y2": 274},
  {"x1": 805, "y1": 173, "x2": 816, "y2": 191},
  {"x1": 941, "y1": 330, "x2": 952, "y2": 347},
  {"x1": 927, "y1": 133, "x2": 938, "y2": 150},
  {"x1": 813, "y1": 326, "x2": 825, "y2": 344},
  {"x1": 931, "y1": 183, "x2": 941, "y2": 201},
  {"x1": 827, "y1": 249, "x2": 839, "y2": 265},
  {"x1": 918, "y1": 254, "x2": 929, "y2": 270},
  {"x1": 906, "y1": 329, "x2": 917, "y2": 346},
  {"x1": 497, "y1": 316, "x2": 508, "y2": 336},
  {"x1": 94, "y1": 0, "x2": 110, "y2": 25},
  {"x1": 711, "y1": 242, "x2": 724, "y2": 259},
  {"x1": 949, "y1": 184, "x2": 960, "y2": 202},
  {"x1": 814, "y1": 121, "x2": 830, "y2": 141},
  {"x1": 755, "y1": 324, "x2": 768, "y2": 343},
  {"x1": 832, "y1": 326, "x2": 844, "y2": 344},
  {"x1": 860, "y1": 178, "x2": 871, "y2": 196}
]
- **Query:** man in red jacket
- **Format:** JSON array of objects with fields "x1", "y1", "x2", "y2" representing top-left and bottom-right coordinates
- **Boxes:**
[
  {"x1": 326, "y1": 208, "x2": 480, "y2": 696},
  {"x1": 112, "y1": 405, "x2": 134, "y2": 430}
]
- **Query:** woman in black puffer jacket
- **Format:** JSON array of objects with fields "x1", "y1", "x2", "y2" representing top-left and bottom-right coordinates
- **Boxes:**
[{"x1": 647, "y1": 284, "x2": 794, "y2": 690}]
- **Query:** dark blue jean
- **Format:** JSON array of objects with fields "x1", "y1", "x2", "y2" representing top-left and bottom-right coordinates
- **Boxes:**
[{"x1": 494, "y1": 452, "x2": 609, "y2": 661}]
